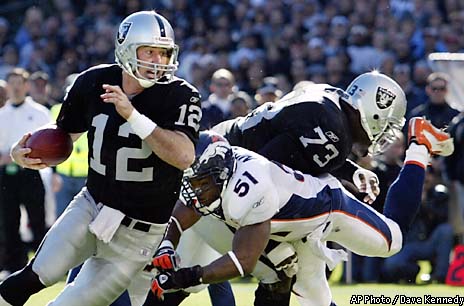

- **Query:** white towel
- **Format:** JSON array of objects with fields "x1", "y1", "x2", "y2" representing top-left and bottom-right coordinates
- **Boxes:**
[{"x1": 89, "y1": 205, "x2": 125, "y2": 243}]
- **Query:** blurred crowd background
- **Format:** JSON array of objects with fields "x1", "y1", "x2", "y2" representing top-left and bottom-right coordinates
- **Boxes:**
[{"x1": 0, "y1": 0, "x2": 463, "y2": 286}]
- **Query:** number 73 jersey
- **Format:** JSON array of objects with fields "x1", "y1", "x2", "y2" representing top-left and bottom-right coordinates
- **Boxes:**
[
  {"x1": 217, "y1": 84, "x2": 353, "y2": 176},
  {"x1": 56, "y1": 64, "x2": 202, "y2": 223}
]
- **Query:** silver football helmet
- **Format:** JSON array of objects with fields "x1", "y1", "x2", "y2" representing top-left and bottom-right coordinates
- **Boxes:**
[
  {"x1": 115, "y1": 11, "x2": 179, "y2": 87},
  {"x1": 346, "y1": 71, "x2": 406, "y2": 154}
]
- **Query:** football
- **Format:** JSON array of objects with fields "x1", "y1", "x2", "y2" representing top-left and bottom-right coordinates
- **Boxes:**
[{"x1": 26, "y1": 125, "x2": 73, "y2": 166}]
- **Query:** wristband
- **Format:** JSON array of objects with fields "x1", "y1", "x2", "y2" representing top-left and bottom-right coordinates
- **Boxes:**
[
  {"x1": 228, "y1": 251, "x2": 245, "y2": 277},
  {"x1": 404, "y1": 143, "x2": 430, "y2": 169},
  {"x1": 159, "y1": 240, "x2": 175, "y2": 249},
  {"x1": 170, "y1": 216, "x2": 184, "y2": 235},
  {"x1": 127, "y1": 109, "x2": 157, "y2": 139}
]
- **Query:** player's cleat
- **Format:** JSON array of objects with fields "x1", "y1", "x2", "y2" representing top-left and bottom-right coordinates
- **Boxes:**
[{"x1": 408, "y1": 117, "x2": 454, "y2": 156}]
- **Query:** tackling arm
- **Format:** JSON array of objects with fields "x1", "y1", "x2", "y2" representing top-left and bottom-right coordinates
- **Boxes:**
[
  {"x1": 164, "y1": 200, "x2": 201, "y2": 247},
  {"x1": 200, "y1": 219, "x2": 270, "y2": 284},
  {"x1": 150, "y1": 200, "x2": 200, "y2": 272},
  {"x1": 151, "y1": 219, "x2": 271, "y2": 299}
]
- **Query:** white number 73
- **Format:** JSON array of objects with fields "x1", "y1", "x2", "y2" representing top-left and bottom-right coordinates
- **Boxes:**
[{"x1": 299, "y1": 126, "x2": 340, "y2": 168}]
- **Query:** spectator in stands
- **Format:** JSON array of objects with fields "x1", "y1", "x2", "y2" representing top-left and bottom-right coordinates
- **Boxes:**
[
  {"x1": 393, "y1": 64, "x2": 427, "y2": 118},
  {"x1": 408, "y1": 72, "x2": 459, "y2": 128},
  {"x1": 379, "y1": 53, "x2": 396, "y2": 77},
  {"x1": 413, "y1": 27, "x2": 447, "y2": 61},
  {"x1": 326, "y1": 54, "x2": 354, "y2": 89},
  {"x1": 254, "y1": 76, "x2": 282, "y2": 106},
  {"x1": 412, "y1": 60, "x2": 432, "y2": 98},
  {"x1": 0, "y1": 18, "x2": 10, "y2": 57},
  {"x1": 347, "y1": 25, "x2": 379, "y2": 74},
  {"x1": 444, "y1": 112, "x2": 464, "y2": 242},
  {"x1": 307, "y1": 37, "x2": 326, "y2": 67},
  {"x1": 14, "y1": 7, "x2": 44, "y2": 49},
  {"x1": 200, "y1": 68, "x2": 236, "y2": 130},
  {"x1": 229, "y1": 91, "x2": 252, "y2": 119},
  {"x1": 290, "y1": 58, "x2": 309, "y2": 85},
  {"x1": 28, "y1": 71, "x2": 56, "y2": 109},
  {"x1": 0, "y1": 80, "x2": 7, "y2": 108},
  {"x1": 0, "y1": 45, "x2": 19, "y2": 80}
]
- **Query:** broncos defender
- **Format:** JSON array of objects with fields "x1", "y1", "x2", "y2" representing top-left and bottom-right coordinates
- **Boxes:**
[{"x1": 149, "y1": 119, "x2": 453, "y2": 306}]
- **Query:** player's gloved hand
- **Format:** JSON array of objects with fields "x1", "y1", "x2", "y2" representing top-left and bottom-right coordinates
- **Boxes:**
[
  {"x1": 151, "y1": 265, "x2": 203, "y2": 300},
  {"x1": 353, "y1": 168, "x2": 380, "y2": 204},
  {"x1": 152, "y1": 240, "x2": 180, "y2": 271},
  {"x1": 275, "y1": 253, "x2": 298, "y2": 278}
]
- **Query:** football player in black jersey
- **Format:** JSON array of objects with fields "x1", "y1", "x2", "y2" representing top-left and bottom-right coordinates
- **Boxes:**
[
  {"x1": 1, "y1": 11, "x2": 203, "y2": 306},
  {"x1": 210, "y1": 73, "x2": 408, "y2": 305},
  {"x1": 214, "y1": 73, "x2": 407, "y2": 203}
]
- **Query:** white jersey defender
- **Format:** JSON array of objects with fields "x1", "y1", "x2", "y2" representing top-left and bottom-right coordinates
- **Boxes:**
[{"x1": 179, "y1": 145, "x2": 402, "y2": 306}]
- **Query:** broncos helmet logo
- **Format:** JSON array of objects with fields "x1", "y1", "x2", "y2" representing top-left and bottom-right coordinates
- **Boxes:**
[{"x1": 199, "y1": 141, "x2": 230, "y2": 165}]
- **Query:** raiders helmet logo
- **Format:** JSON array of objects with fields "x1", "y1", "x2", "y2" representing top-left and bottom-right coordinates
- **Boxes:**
[
  {"x1": 375, "y1": 87, "x2": 396, "y2": 109},
  {"x1": 117, "y1": 22, "x2": 132, "y2": 44}
]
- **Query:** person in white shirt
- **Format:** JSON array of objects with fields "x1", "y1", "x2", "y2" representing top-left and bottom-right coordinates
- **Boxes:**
[{"x1": 0, "y1": 68, "x2": 51, "y2": 280}]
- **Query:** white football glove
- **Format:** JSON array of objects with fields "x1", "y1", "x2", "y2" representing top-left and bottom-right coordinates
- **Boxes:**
[
  {"x1": 352, "y1": 168, "x2": 380, "y2": 204},
  {"x1": 267, "y1": 243, "x2": 299, "y2": 278}
]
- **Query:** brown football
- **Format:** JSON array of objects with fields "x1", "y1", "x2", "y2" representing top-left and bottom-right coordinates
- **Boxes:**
[{"x1": 25, "y1": 126, "x2": 73, "y2": 166}]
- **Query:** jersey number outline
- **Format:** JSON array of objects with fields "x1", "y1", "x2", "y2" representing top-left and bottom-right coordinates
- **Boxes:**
[
  {"x1": 233, "y1": 171, "x2": 258, "y2": 197},
  {"x1": 90, "y1": 114, "x2": 153, "y2": 182},
  {"x1": 299, "y1": 126, "x2": 340, "y2": 168},
  {"x1": 175, "y1": 104, "x2": 202, "y2": 132}
]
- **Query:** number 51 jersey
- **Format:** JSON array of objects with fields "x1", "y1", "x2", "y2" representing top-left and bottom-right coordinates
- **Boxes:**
[
  {"x1": 218, "y1": 147, "x2": 344, "y2": 241},
  {"x1": 56, "y1": 64, "x2": 201, "y2": 223},
  {"x1": 213, "y1": 85, "x2": 353, "y2": 176}
]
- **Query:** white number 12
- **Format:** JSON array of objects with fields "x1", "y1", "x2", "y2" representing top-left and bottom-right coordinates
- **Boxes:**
[{"x1": 90, "y1": 114, "x2": 153, "y2": 182}]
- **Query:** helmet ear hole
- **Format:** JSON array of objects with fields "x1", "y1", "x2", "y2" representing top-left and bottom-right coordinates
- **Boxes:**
[{"x1": 373, "y1": 114, "x2": 379, "y2": 120}]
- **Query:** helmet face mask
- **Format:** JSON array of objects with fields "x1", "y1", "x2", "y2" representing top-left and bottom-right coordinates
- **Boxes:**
[
  {"x1": 182, "y1": 168, "x2": 226, "y2": 215},
  {"x1": 346, "y1": 71, "x2": 407, "y2": 155},
  {"x1": 115, "y1": 11, "x2": 179, "y2": 87},
  {"x1": 181, "y1": 132, "x2": 236, "y2": 216}
]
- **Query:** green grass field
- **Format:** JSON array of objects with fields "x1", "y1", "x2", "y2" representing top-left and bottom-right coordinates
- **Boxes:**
[
  {"x1": 22, "y1": 259, "x2": 464, "y2": 305},
  {"x1": 25, "y1": 281, "x2": 463, "y2": 306}
]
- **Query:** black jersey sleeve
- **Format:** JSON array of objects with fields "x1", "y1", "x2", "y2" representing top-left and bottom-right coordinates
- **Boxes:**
[
  {"x1": 256, "y1": 132, "x2": 323, "y2": 175},
  {"x1": 330, "y1": 158, "x2": 359, "y2": 181},
  {"x1": 162, "y1": 80, "x2": 202, "y2": 144},
  {"x1": 56, "y1": 72, "x2": 91, "y2": 134}
]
